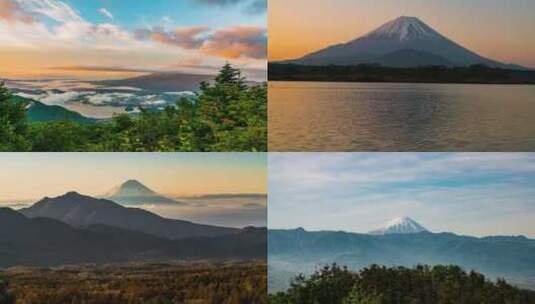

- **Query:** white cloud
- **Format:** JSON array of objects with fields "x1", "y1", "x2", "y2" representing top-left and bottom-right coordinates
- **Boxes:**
[
  {"x1": 268, "y1": 153, "x2": 535, "y2": 237},
  {"x1": 0, "y1": 0, "x2": 131, "y2": 48},
  {"x1": 98, "y1": 8, "x2": 113, "y2": 20},
  {"x1": 162, "y1": 16, "x2": 172, "y2": 24},
  {"x1": 19, "y1": 0, "x2": 83, "y2": 23}
]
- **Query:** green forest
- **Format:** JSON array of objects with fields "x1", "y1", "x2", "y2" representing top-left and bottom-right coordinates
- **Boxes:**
[
  {"x1": 268, "y1": 264, "x2": 535, "y2": 304},
  {"x1": 269, "y1": 63, "x2": 535, "y2": 84},
  {"x1": 0, "y1": 64, "x2": 266, "y2": 152},
  {"x1": 0, "y1": 262, "x2": 266, "y2": 304}
]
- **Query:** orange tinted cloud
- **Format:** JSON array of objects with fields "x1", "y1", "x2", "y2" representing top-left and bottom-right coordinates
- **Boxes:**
[
  {"x1": 135, "y1": 26, "x2": 209, "y2": 49},
  {"x1": 201, "y1": 26, "x2": 266, "y2": 59},
  {"x1": 135, "y1": 25, "x2": 267, "y2": 60},
  {"x1": 0, "y1": 0, "x2": 34, "y2": 23}
]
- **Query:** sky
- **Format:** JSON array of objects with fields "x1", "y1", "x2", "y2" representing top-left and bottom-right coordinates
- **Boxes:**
[
  {"x1": 0, "y1": 153, "x2": 267, "y2": 227},
  {"x1": 0, "y1": 153, "x2": 266, "y2": 199},
  {"x1": 269, "y1": 0, "x2": 535, "y2": 68},
  {"x1": 0, "y1": 0, "x2": 266, "y2": 80},
  {"x1": 269, "y1": 153, "x2": 535, "y2": 238}
]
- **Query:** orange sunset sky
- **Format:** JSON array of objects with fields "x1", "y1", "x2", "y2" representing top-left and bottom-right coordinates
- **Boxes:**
[{"x1": 269, "y1": 0, "x2": 535, "y2": 68}]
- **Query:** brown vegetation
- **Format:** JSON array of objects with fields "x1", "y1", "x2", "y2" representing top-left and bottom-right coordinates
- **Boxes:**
[{"x1": 3, "y1": 261, "x2": 266, "y2": 304}]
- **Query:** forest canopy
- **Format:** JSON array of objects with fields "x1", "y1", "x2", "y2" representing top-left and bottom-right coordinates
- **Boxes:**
[
  {"x1": 269, "y1": 264, "x2": 535, "y2": 304},
  {"x1": 0, "y1": 64, "x2": 267, "y2": 152}
]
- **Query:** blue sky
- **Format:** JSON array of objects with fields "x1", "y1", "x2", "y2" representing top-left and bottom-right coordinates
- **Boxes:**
[
  {"x1": 269, "y1": 153, "x2": 535, "y2": 238},
  {"x1": 64, "y1": 0, "x2": 265, "y2": 29}
]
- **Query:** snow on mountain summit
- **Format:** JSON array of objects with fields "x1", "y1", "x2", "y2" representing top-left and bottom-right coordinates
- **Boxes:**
[
  {"x1": 364, "y1": 16, "x2": 441, "y2": 41},
  {"x1": 369, "y1": 216, "x2": 428, "y2": 235}
]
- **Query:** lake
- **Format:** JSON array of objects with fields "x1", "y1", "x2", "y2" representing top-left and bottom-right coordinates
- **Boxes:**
[{"x1": 269, "y1": 81, "x2": 535, "y2": 151}]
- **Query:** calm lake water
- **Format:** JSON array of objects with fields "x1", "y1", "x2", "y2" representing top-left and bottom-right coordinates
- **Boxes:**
[{"x1": 269, "y1": 81, "x2": 535, "y2": 151}]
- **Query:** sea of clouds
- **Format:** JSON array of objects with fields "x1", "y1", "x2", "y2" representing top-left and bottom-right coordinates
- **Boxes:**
[{"x1": 8, "y1": 79, "x2": 195, "y2": 118}]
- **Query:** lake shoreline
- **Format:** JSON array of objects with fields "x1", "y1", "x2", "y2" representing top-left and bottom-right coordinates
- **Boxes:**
[{"x1": 269, "y1": 63, "x2": 535, "y2": 85}]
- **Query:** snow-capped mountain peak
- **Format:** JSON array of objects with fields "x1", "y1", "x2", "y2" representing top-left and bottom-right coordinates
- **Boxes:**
[
  {"x1": 364, "y1": 16, "x2": 440, "y2": 41},
  {"x1": 105, "y1": 179, "x2": 156, "y2": 197},
  {"x1": 369, "y1": 216, "x2": 428, "y2": 235}
]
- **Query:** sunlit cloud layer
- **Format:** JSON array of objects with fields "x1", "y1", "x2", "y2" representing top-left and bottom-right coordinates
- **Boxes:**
[{"x1": 0, "y1": 0, "x2": 266, "y2": 79}]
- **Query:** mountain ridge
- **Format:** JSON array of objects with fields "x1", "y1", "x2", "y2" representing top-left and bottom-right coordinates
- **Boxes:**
[
  {"x1": 0, "y1": 207, "x2": 266, "y2": 267},
  {"x1": 20, "y1": 191, "x2": 238, "y2": 240},
  {"x1": 268, "y1": 228, "x2": 535, "y2": 292}
]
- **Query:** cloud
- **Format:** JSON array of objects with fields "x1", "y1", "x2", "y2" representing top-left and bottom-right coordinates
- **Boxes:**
[
  {"x1": 98, "y1": 8, "x2": 113, "y2": 20},
  {"x1": 135, "y1": 26, "x2": 209, "y2": 49},
  {"x1": 244, "y1": 0, "x2": 266, "y2": 15},
  {"x1": 161, "y1": 16, "x2": 172, "y2": 24},
  {"x1": 19, "y1": 0, "x2": 83, "y2": 23},
  {"x1": 0, "y1": 0, "x2": 131, "y2": 47},
  {"x1": 0, "y1": 0, "x2": 35, "y2": 23},
  {"x1": 50, "y1": 65, "x2": 158, "y2": 73},
  {"x1": 193, "y1": 0, "x2": 266, "y2": 15},
  {"x1": 201, "y1": 26, "x2": 266, "y2": 59},
  {"x1": 135, "y1": 25, "x2": 267, "y2": 60},
  {"x1": 268, "y1": 153, "x2": 535, "y2": 236}
]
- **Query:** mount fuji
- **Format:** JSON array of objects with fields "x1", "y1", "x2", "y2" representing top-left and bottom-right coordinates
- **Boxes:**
[
  {"x1": 287, "y1": 16, "x2": 524, "y2": 69},
  {"x1": 369, "y1": 216, "x2": 428, "y2": 235},
  {"x1": 104, "y1": 179, "x2": 181, "y2": 205}
]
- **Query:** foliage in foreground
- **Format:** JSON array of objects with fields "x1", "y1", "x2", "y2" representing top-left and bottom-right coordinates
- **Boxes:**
[
  {"x1": 0, "y1": 274, "x2": 15, "y2": 304},
  {"x1": 4, "y1": 262, "x2": 266, "y2": 304},
  {"x1": 0, "y1": 63, "x2": 267, "y2": 152},
  {"x1": 269, "y1": 264, "x2": 535, "y2": 304}
]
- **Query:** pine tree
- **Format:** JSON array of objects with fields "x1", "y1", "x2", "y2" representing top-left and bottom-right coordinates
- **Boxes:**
[{"x1": 0, "y1": 82, "x2": 29, "y2": 151}]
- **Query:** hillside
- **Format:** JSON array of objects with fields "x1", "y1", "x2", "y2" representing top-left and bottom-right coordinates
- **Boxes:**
[
  {"x1": 20, "y1": 191, "x2": 238, "y2": 240},
  {"x1": 269, "y1": 228, "x2": 535, "y2": 292},
  {"x1": 269, "y1": 264, "x2": 535, "y2": 303},
  {"x1": 4, "y1": 262, "x2": 267, "y2": 304},
  {"x1": 10, "y1": 95, "x2": 96, "y2": 124},
  {"x1": 0, "y1": 207, "x2": 266, "y2": 267}
]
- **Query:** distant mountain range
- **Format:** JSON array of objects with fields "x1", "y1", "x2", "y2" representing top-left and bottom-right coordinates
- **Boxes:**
[
  {"x1": 282, "y1": 16, "x2": 527, "y2": 70},
  {"x1": 269, "y1": 218, "x2": 535, "y2": 292},
  {"x1": 20, "y1": 190, "x2": 235, "y2": 240},
  {"x1": 0, "y1": 191, "x2": 265, "y2": 267},
  {"x1": 97, "y1": 72, "x2": 214, "y2": 93},
  {"x1": 0, "y1": 207, "x2": 265, "y2": 268},
  {"x1": 104, "y1": 179, "x2": 180, "y2": 205}
]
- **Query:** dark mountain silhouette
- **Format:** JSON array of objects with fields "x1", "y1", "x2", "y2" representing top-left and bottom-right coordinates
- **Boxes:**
[
  {"x1": 98, "y1": 72, "x2": 214, "y2": 93},
  {"x1": 0, "y1": 207, "x2": 265, "y2": 267},
  {"x1": 105, "y1": 179, "x2": 180, "y2": 205},
  {"x1": 269, "y1": 228, "x2": 535, "y2": 292},
  {"x1": 284, "y1": 16, "x2": 526, "y2": 69},
  {"x1": 20, "y1": 191, "x2": 237, "y2": 240}
]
